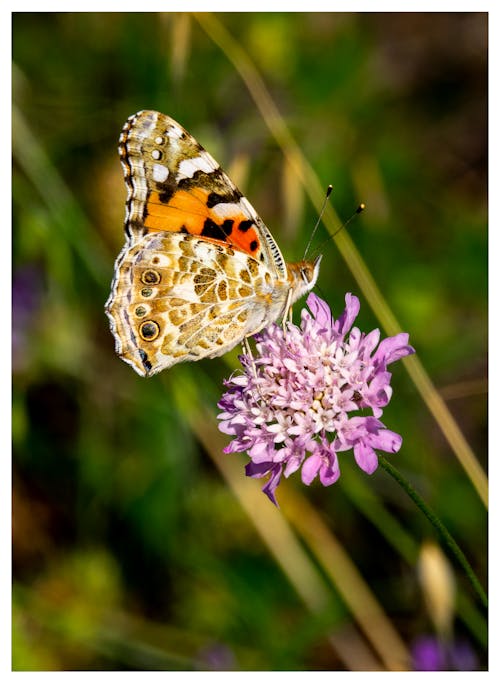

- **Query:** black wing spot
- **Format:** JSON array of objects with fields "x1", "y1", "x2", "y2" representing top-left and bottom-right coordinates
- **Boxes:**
[
  {"x1": 139, "y1": 349, "x2": 152, "y2": 372},
  {"x1": 238, "y1": 220, "x2": 254, "y2": 233},
  {"x1": 158, "y1": 187, "x2": 175, "y2": 204},
  {"x1": 206, "y1": 189, "x2": 242, "y2": 208},
  {"x1": 201, "y1": 218, "x2": 234, "y2": 241},
  {"x1": 178, "y1": 171, "x2": 206, "y2": 189},
  {"x1": 250, "y1": 240, "x2": 259, "y2": 252}
]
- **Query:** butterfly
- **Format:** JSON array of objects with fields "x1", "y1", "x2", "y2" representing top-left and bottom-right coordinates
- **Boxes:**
[{"x1": 105, "y1": 110, "x2": 321, "y2": 377}]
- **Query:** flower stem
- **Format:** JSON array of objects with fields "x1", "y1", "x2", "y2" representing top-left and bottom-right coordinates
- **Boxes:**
[{"x1": 378, "y1": 455, "x2": 487, "y2": 609}]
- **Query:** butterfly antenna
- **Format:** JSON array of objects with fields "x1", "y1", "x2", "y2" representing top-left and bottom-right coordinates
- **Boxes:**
[
  {"x1": 338, "y1": 202, "x2": 365, "y2": 236},
  {"x1": 309, "y1": 202, "x2": 365, "y2": 257},
  {"x1": 303, "y1": 184, "x2": 333, "y2": 259}
]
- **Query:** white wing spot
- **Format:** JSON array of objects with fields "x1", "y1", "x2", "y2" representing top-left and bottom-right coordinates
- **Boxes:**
[
  {"x1": 155, "y1": 136, "x2": 164, "y2": 145},
  {"x1": 177, "y1": 152, "x2": 218, "y2": 180},
  {"x1": 211, "y1": 202, "x2": 245, "y2": 219},
  {"x1": 167, "y1": 125, "x2": 184, "y2": 140},
  {"x1": 151, "y1": 149, "x2": 161, "y2": 160},
  {"x1": 152, "y1": 163, "x2": 169, "y2": 183},
  {"x1": 193, "y1": 241, "x2": 217, "y2": 263}
]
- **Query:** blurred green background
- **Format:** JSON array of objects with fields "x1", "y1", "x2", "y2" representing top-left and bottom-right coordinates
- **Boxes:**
[{"x1": 12, "y1": 12, "x2": 487, "y2": 671}]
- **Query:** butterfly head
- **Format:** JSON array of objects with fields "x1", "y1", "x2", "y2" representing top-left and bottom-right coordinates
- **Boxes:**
[{"x1": 287, "y1": 254, "x2": 322, "y2": 305}]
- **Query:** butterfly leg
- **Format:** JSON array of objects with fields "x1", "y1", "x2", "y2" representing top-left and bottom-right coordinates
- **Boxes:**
[
  {"x1": 243, "y1": 336, "x2": 258, "y2": 380},
  {"x1": 281, "y1": 287, "x2": 294, "y2": 332},
  {"x1": 243, "y1": 336, "x2": 265, "y2": 402}
]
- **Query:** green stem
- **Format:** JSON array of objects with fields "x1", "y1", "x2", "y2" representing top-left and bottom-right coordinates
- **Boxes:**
[{"x1": 378, "y1": 456, "x2": 488, "y2": 609}]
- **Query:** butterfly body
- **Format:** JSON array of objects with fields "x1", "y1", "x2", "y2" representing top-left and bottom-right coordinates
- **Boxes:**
[{"x1": 106, "y1": 110, "x2": 320, "y2": 377}]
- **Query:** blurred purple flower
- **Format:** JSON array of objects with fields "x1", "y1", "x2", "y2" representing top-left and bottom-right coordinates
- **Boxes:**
[
  {"x1": 218, "y1": 293, "x2": 415, "y2": 506},
  {"x1": 196, "y1": 642, "x2": 236, "y2": 670},
  {"x1": 412, "y1": 635, "x2": 478, "y2": 671},
  {"x1": 12, "y1": 265, "x2": 42, "y2": 371}
]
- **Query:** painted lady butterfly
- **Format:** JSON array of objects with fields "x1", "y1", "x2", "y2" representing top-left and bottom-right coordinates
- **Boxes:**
[{"x1": 105, "y1": 110, "x2": 321, "y2": 377}]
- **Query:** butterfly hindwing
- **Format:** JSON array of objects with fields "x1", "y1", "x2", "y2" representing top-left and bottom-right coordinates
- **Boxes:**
[{"x1": 107, "y1": 232, "x2": 287, "y2": 376}]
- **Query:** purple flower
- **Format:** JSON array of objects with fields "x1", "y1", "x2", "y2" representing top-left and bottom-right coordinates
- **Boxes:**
[
  {"x1": 218, "y1": 293, "x2": 415, "y2": 506},
  {"x1": 411, "y1": 636, "x2": 478, "y2": 671},
  {"x1": 12, "y1": 265, "x2": 42, "y2": 372},
  {"x1": 196, "y1": 642, "x2": 236, "y2": 670}
]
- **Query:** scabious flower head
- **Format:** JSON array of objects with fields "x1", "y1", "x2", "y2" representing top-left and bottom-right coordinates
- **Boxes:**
[{"x1": 218, "y1": 293, "x2": 415, "y2": 506}]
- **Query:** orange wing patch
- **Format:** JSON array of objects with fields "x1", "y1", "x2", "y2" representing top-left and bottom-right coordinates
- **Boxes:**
[{"x1": 144, "y1": 188, "x2": 262, "y2": 257}]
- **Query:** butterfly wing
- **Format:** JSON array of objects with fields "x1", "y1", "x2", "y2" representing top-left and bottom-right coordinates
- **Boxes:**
[
  {"x1": 106, "y1": 110, "x2": 302, "y2": 376},
  {"x1": 119, "y1": 110, "x2": 287, "y2": 279},
  {"x1": 106, "y1": 232, "x2": 288, "y2": 376}
]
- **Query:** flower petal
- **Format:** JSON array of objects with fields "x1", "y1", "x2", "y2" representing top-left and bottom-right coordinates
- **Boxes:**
[
  {"x1": 261, "y1": 464, "x2": 283, "y2": 507},
  {"x1": 284, "y1": 454, "x2": 304, "y2": 477},
  {"x1": 354, "y1": 441, "x2": 379, "y2": 474},
  {"x1": 319, "y1": 453, "x2": 340, "y2": 486},
  {"x1": 360, "y1": 328, "x2": 381, "y2": 357},
  {"x1": 301, "y1": 454, "x2": 322, "y2": 485},
  {"x1": 245, "y1": 460, "x2": 273, "y2": 478},
  {"x1": 249, "y1": 440, "x2": 272, "y2": 462},
  {"x1": 366, "y1": 428, "x2": 403, "y2": 453},
  {"x1": 373, "y1": 333, "x2": 415, "y2": 366},
  {"x1": 335, "y1": 293, "x2": 360, "y2": 336},
  {"x1": 306, "y1": 292, "x2": 334, "y2": 330}
]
